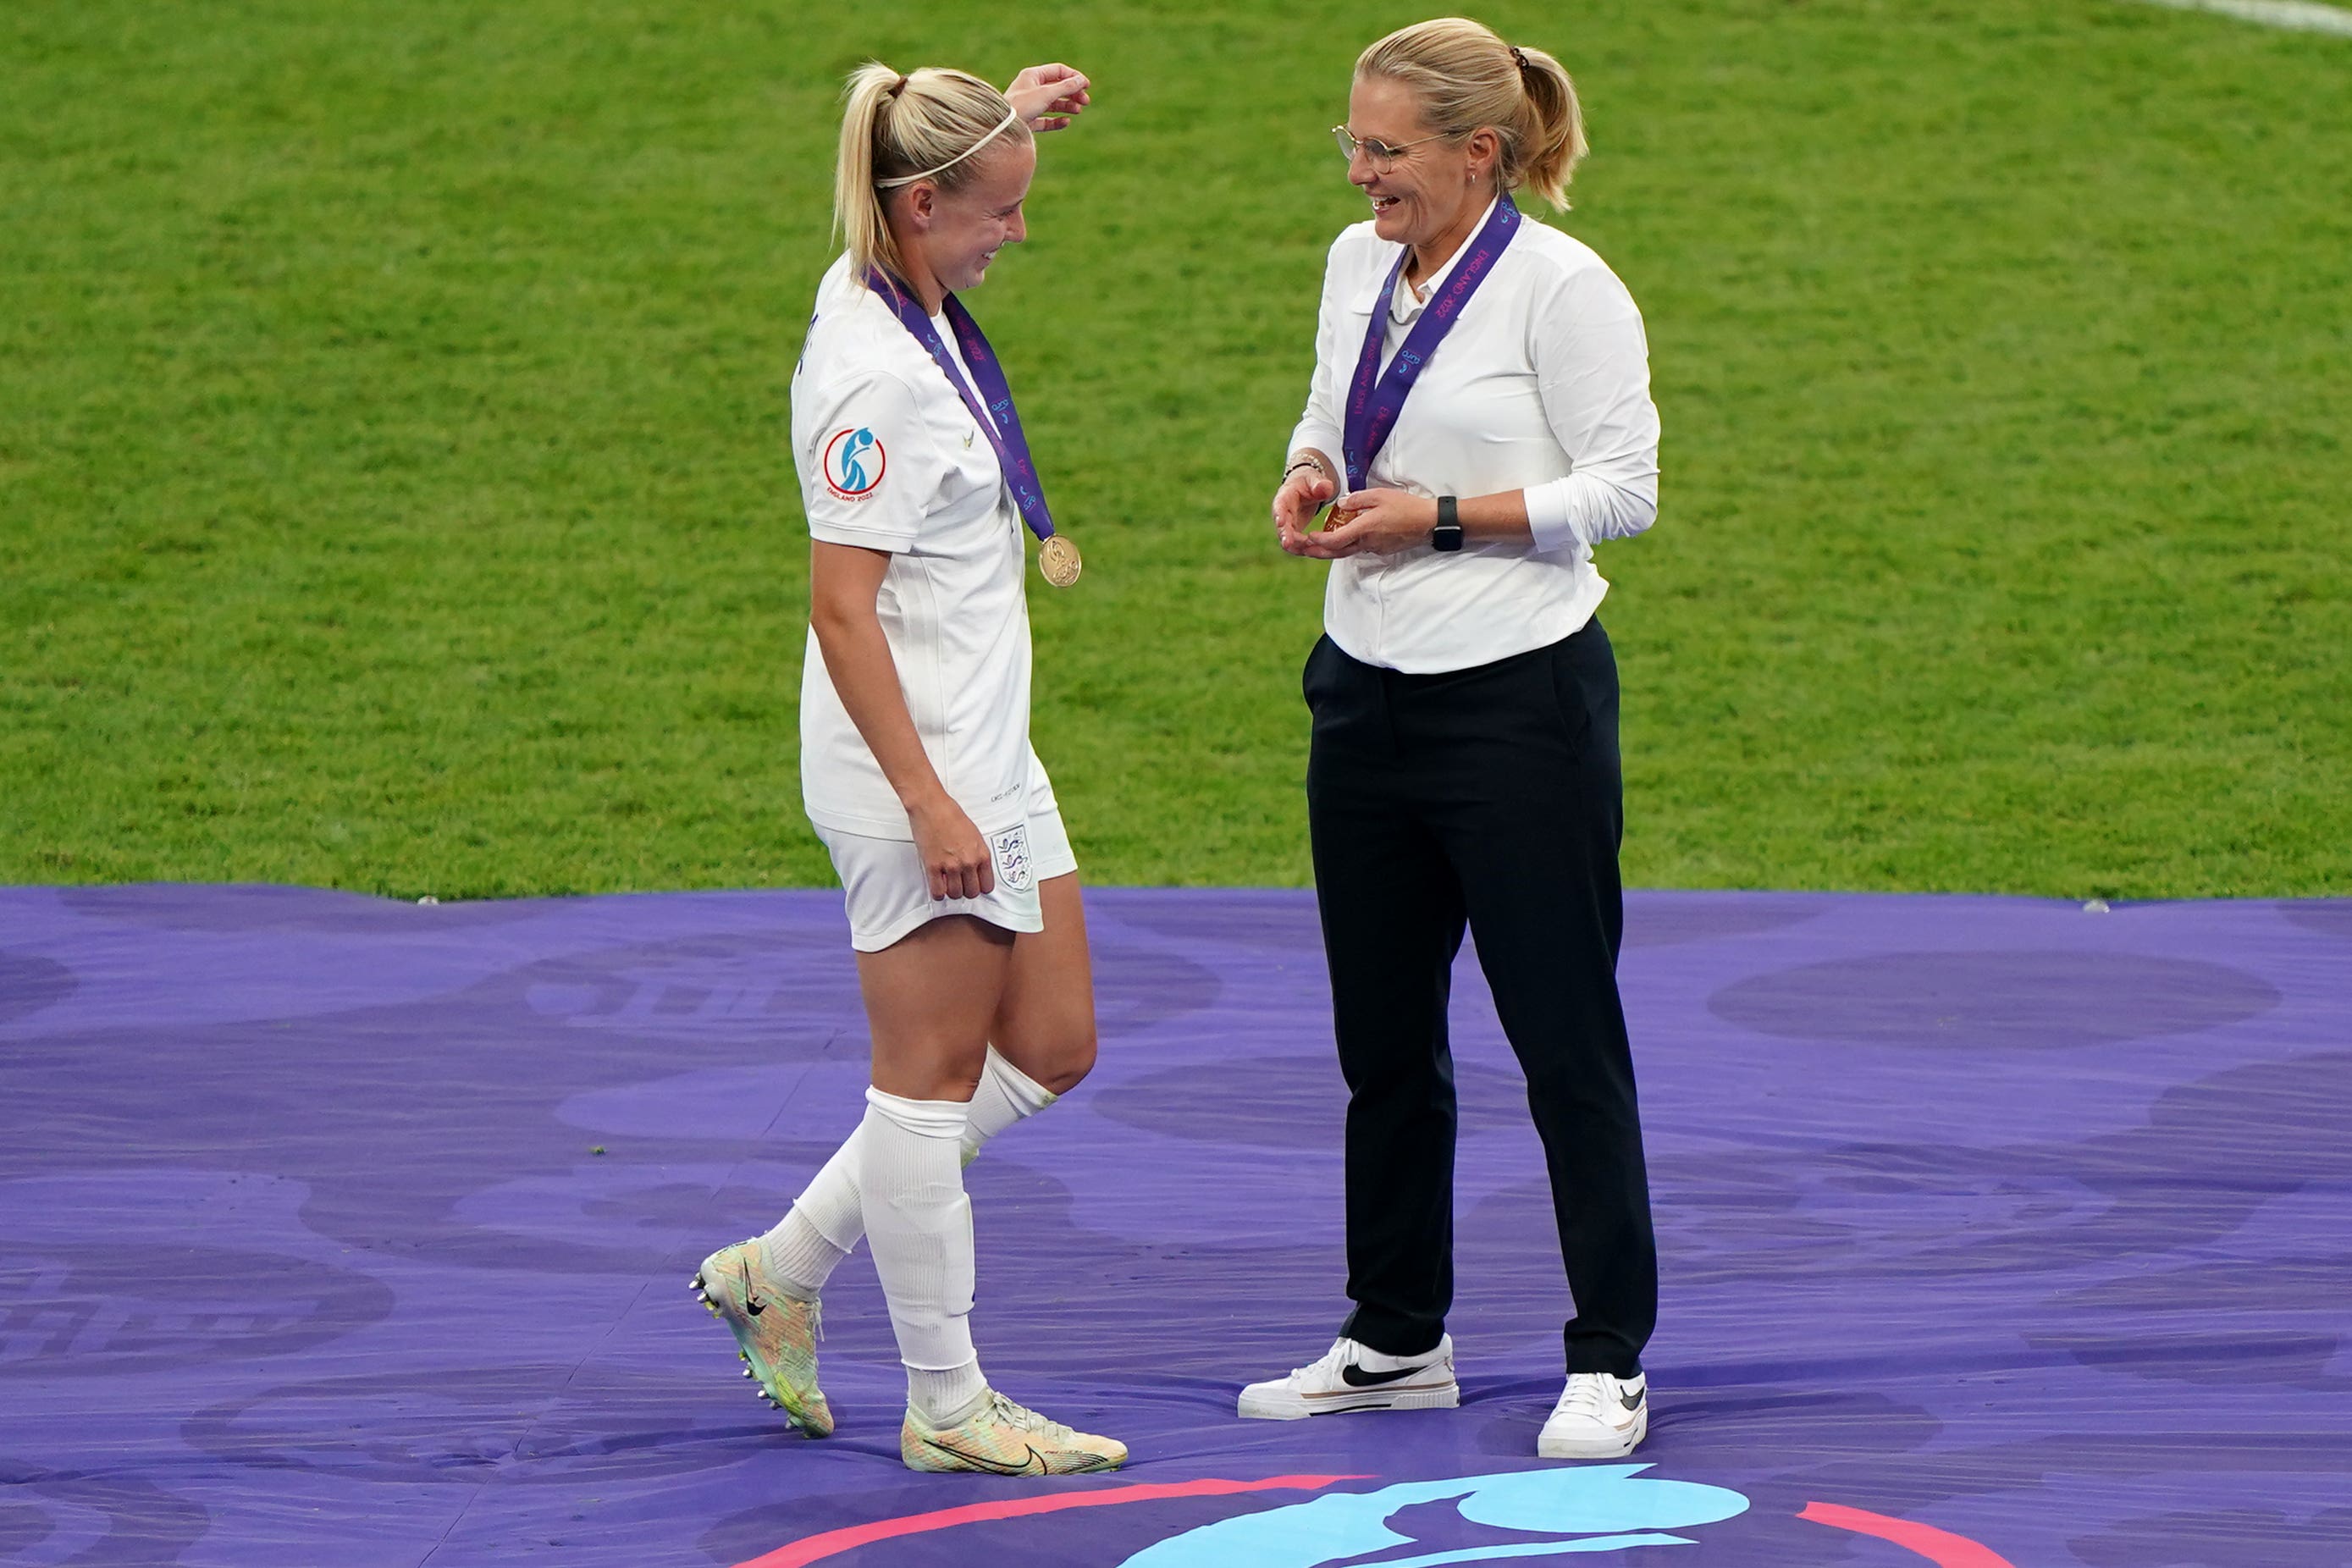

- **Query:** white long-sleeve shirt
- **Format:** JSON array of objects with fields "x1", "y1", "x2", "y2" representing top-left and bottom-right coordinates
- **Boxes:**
[{"x1": 1289, "y1": 200, "x2": 1661, "y2": 673}]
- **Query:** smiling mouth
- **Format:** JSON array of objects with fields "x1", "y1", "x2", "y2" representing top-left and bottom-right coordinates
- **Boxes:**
[{"x1": 1370, "y1": 195, "x2": 1402, "y2": 214}]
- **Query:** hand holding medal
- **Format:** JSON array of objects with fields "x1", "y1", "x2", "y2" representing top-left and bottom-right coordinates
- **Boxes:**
[
  {"x1": 1274, "y1": 197, "x2": 1522, "y2": 564},
  {"x1": 1273, "y1": 456, "x2": 1337, "y2": 556},
  {"x1": 1307, "y1": 488, "x2": 1435, "y2": 559}
]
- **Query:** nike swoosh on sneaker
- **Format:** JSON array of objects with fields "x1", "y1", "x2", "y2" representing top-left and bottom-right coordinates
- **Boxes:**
[
  {"x1": 738, "y1": 1261, "x2": 766, "y2": 1317},
  {"x1": 1618, "y1": 1387, "x2": 1645, "y2": 1411},
  {"x1": 919, "y1": 1436, "x2": 1045, "y2": 1475},
  {"x1": 1340, "y1": 1360, "x2": 1436, "y2": 1389}
]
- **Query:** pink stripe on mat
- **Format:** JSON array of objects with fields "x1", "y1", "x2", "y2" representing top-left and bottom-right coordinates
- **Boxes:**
[
  {"x1": 734, "y1": 1473, "x2": 1368, "y2": 1568},
  {"x1": 1801, "y1": 1500, "x2": 2017, "y2": 1566}
]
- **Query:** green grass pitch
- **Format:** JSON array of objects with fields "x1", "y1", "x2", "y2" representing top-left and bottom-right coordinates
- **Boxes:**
[{"x1": 3, "y1": 1, "x2": 2346, "y2": 899}]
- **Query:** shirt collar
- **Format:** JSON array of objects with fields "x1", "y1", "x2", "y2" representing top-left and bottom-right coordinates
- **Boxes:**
[{"x1": 1355, "y1": 194, "x2": 1503, "y2": 317}]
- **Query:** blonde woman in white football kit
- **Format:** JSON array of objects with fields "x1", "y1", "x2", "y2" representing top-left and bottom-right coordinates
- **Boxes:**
[{"x1": 691, "y1": 60, "x2": 1125, "y2": 1476}]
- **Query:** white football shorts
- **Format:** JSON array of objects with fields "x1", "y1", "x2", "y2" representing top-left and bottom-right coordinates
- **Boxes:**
[{"x1": 818, "y1": 783, "x2": 1077, "y2": 953}]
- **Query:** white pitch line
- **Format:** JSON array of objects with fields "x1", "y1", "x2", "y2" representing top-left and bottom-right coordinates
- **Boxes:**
[{"x1": 2128, "y1": 0, "x2": 2352, "y2": 36}]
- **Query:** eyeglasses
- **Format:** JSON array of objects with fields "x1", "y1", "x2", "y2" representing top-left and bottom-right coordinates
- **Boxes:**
[{"x1": 1331, "y1": 125, "x2": 1452, "y2": 172}]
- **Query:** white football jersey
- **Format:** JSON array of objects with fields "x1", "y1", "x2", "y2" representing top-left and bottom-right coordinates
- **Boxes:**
[{"x1": 791, "y1": 253, "x2": 1033, "y2": 840}]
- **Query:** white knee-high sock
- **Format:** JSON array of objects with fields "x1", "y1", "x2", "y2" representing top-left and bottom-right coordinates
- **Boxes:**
[
  {"x1": 859, "y1": 1086, "x2": 986, "y2": 1422},
  {"x1": 759, "y1": 1047, "x2": 1060, "y2": 1296},
  {"x1": 962, "y1": 1046, "x2": 1060, "y2": 1166},
  {"x1": 759, "y1": 1128, "x2": 863, "y2": 1297}
]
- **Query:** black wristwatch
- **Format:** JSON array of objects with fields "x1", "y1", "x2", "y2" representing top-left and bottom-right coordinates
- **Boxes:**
[{"x1": 1431, "y1": 494, "x2": 1465, "y2": 553}]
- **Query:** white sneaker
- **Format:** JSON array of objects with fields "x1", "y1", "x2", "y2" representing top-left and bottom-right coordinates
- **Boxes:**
[
  {"x1": 1237, "y1": 1335, "x2": 1460, "y2": 1420},
  {"x1": 1538, "y1": 1371, "x2": 1648, "y2": 1458}
]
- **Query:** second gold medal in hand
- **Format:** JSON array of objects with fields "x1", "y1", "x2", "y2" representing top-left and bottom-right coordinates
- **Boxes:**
[{"x1": 1038, "y1": 533, "x2": 1082, "y2": 588}]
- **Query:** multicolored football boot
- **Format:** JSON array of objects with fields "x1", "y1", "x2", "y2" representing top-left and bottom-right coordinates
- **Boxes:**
[
  {"x1": 691, "y1": 1239, "x2": 832, "y2": 1437},
  {"x1": 900, "y1": 1389, "x2": 1126, "y2": 1475}
]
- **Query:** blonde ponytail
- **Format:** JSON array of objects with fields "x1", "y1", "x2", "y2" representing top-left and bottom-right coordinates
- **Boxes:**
[
  {"x1": 1355, "y1": 18, "x2": 1589, "y2": 211},
  {"x1": 832, "y1": 63, "x2": 1030, "y2": 283},
  {"x1": 835, "y1": 63, "x2": 901, "y2": 282},
  {"x1": 1510, "y1": 43, "x2": 1587, "y2": 210}
]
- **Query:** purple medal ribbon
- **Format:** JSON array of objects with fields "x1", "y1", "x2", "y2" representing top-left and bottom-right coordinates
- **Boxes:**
[
  {"x1": 866, "y1": 268, "x2": 1058, "y2": 544},
  {"x1": 1341, "y1": 196, "x2": 1522, "y2": 492}
]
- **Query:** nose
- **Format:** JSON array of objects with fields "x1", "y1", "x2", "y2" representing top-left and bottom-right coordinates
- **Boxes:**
[
  {"x1": 1348, "y1": 145, "x2": 1375, "y2": 187},
  {"x1": 1006, "y1": 208, "x2": 1027, "y2": 244}
]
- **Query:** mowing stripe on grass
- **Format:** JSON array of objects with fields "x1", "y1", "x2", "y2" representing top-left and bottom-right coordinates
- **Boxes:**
[{"x1": 2127, "y1": 0, "x2": 2352, "y2": 36}]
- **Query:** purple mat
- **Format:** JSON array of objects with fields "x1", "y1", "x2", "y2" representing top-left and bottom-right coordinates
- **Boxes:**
[{"x1": 3, "y1": 884, "x2": 2348, "y2": 1567}]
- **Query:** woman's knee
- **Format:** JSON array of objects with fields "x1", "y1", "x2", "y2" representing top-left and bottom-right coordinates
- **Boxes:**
[
  {"x1": 871, "y1": 1030, "x2": 991, "y2": 1104},
  {"x1": 1004, "y1": 1014, "x2": 1096, "y2": 1097}
]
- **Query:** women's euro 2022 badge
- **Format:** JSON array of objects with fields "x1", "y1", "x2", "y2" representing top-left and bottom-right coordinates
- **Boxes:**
[
  {"x1": 1038, "y1": 533, "x2": 1082, "y2": 588},
  {"x1": 822, "y1": 427, "x2": 885, "y2": 502}
]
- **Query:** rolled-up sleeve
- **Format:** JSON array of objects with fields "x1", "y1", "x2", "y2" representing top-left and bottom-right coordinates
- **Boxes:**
[
  {"x1": 1521, "y1": 268, "x2": 1660, "y2": 554},
  {"x1": 1287, "y1": 235, "x2": 1353, "y2": 490}
]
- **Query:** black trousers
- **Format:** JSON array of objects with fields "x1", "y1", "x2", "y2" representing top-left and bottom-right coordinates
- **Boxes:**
[{"x1": 1305, "y1": 621, "x2": 1658, "y2": 1377}]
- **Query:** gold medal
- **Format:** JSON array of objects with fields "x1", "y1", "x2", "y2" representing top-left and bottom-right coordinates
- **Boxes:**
[{"x1": 1037, "y1": 533, "x2": 1082, "y2": 588}]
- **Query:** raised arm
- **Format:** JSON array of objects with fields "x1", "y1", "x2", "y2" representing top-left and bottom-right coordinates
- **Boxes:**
[{"x1": 1006, "y1": 63, "x2": 1092, "y2": 133}]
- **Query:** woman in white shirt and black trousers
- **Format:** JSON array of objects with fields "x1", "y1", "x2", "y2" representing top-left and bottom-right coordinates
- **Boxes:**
[{"x1": 1239, "y1": 17, "x2": 1663, "y2": 1461}]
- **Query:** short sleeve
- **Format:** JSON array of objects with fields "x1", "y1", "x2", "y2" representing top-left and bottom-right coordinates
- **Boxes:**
[{"x1": 796, "y1": 367, "x2": 943, "y2": 551}]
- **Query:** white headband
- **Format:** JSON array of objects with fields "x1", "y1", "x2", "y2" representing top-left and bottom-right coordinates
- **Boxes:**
[{"x1": 875, "y1": 105, "x2": 1021, "y2": 189}]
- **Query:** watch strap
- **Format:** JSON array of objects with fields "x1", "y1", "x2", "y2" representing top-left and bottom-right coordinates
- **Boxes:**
[{"x1": 1433, "y1": 494, "x2": 1464, "y2": 552}]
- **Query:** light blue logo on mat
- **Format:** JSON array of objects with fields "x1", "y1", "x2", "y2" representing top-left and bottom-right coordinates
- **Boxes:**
[{"x1": 1120, "y1": 1466, "x2": 1749, "y2": 1565}]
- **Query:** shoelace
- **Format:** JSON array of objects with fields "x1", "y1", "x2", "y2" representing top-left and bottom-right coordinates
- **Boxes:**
[
  {"x1": 1554, "y1": 1375, "x2": 1615, "y2": 1421},
  {"x1": 1288, "y1": 1340, "x2": 1355, "y2": 1383},
  {"x1": 995, "y1": 1394, "x2": 1076, "y2": 1441},
  {"x1": 743, "y1": 1250, "x2": 825, "y2": 1343}
]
